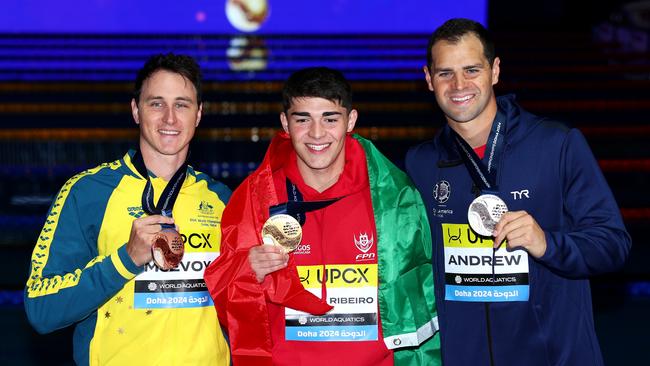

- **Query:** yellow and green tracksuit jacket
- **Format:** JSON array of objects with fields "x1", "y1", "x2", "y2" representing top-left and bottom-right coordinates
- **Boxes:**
[{"x1": 24, "y1": 150, "x2": 231, "y2": 366}]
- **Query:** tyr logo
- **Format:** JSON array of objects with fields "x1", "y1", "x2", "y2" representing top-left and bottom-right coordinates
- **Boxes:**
[{"x1": 510, "y1": 190, "x2": 530, "y2": 200}]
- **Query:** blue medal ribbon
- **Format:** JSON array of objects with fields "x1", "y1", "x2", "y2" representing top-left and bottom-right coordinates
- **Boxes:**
[
  {"x1": 449, "y1": 110, "x2": 507, "y2": 284},
  {"x1": 269, "y1": 179, "x2": 341, "y2": 225},
  {"x1": 131, "y1": 150, "x2": 187, "y2": 229},
  {"x1": 449, "y1": 109, "x2": 506, "y2": 194}
]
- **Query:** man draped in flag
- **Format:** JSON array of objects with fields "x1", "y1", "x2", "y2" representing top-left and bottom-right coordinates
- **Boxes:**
[{"x1": 204, "y1": 67, "x2": 440, "y2": 366}]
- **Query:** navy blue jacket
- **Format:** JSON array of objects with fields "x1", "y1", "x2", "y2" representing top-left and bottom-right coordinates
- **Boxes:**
[{"x1": 406, "y1": 95, "x2": 631, "y2": 366}]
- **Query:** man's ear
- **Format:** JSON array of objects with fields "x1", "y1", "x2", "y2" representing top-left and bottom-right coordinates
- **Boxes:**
[
  {"x1": 195, "y1": 102, "x2": 202, "y2": 127},
  {"x1": 280, "y1": 112, "x2": 289, "y2": 133},
  {"x1": 131, "y1": 99, "x2": 140, "y2": 124},
  {"x1": 491, "y1": 57, "x2": 501, "y2": 86},
  {"x1": 423, "y1": 66, "x2": 434, "y2": 92},
  {"x1": 346, "y1": 109, "x2": 358, "y2": 132}
]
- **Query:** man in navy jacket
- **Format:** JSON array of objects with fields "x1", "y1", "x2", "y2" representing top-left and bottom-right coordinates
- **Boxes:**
[{"x1": 406, "y1": 18, "x2": 631, "y2": 365}]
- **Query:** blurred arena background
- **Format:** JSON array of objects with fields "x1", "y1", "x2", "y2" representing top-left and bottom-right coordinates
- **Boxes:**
[{"x1": 1, "y1": 0, "x2": 649, "y2": 364}]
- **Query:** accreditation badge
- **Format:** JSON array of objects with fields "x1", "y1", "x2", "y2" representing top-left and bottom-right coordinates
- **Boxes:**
[
  {"x1": 467, "y1": 194, "x2": 508, "y2": 236},
  {"x1": 286, "y1": 264, "x2": 380, "y2": 342},
  {"x1": 442, "y1": 223, "x2": 530, "y2": 302},
  {"x1": 262, "y1": 214, "x2": 302, "y2": 253}
]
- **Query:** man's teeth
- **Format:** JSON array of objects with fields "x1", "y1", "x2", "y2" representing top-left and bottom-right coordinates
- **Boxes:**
[
  {"x1": 307, "y1": 143, "x2": 329, "y2": 151},
  {"x1": 159, "y1": 130, "x2": 180, "y2": 135},
  {"x1": 451, "y1": 95, "x2": 472, "y2": 102}
]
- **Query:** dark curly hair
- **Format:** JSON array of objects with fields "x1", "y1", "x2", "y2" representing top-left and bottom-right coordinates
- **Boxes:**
[{"x1": 282, "y1": 67, "x2": 352, "y2": 112}]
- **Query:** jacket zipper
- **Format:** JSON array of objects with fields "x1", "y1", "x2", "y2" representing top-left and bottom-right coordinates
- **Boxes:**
[
  {"x1": 485, "y1": 142, "x2": 508, "y2": 366},
  {"x1": 472, "y1": 183, "x2": 495, "y2": 366},
  {"x1": 485, "y1": 303, "x2": 495, "y2": 366}
]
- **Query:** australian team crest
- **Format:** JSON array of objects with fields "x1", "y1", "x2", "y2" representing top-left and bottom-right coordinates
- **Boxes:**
[
  {"x1": 198, "y1": 201, "x2": 214, "y2": 215},
  {"x1": 433, "y1": 180, "x2": 451, "y2": 204},
  {"x1": 354, "y1": 233, "x2": 374, "y2": 253}
]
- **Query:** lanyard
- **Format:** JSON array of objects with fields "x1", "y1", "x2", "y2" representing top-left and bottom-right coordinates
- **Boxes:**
[
  {"x1": 131, "y1": 150, "x2": 187, "y2": 226},
  {"x1": 269, "y1": 179, "x2": 341, "y2": 225},
  {"x1": 449, "y1": 110, "x2": 506, "y2": 194},
  {"x1": 270, "y1": 178, "x2": 343, "y2": 303}
]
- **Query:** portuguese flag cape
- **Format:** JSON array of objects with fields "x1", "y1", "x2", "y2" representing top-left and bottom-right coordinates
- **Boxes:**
[{"x1": 204, "y1": 132, "x2": 441, "y2": 366}]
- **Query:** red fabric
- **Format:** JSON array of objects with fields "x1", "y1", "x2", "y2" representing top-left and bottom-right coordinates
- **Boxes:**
[
  {"x1": 204, "y1": 132, "x2": 333, "y2": 366},
  {"x1": 266, "y1": 137, "x2": 393, "y2": 365},
  {"x1": 474, "y1": 144, "x2": 487, "y2": 159}
]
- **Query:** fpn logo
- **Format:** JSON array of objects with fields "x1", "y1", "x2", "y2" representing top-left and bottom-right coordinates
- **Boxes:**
[
  {"x1": 354, "y1": 233, "x2": 375, "y2": 261},
  {"x1": 354, "y1": 233, "x2": 374, "y2": 253}
]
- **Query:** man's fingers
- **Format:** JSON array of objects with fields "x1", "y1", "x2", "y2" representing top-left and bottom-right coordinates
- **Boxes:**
[
  {"x1": 253, "y1": 244, "x2": 286, "y2": 254},
  {"x1": 265, "y1": 262, "x2": 288, "y2": 273},
  {"x1": 249, "y1": 245, "x2": 289, "y2": 266},
  {"x1": 137, "y1": 214, "x2": 175, "y2": 226},
  {"x1": 249, "y1": 244, "x2": 289, "y2": 282},
  {"x1": 252, "y1": 254, "x2": 287, "y2": 265},
  {"x1": 493, "y1": 211, "x2": 529, "y2": 248},
  {"x1": 493, "y1": 213, "x2": 546, "y2": 257},
  {"x1": 502, "y1": 227, "x2": 529, "y2": 250},
  {"x1": 493, "y1": 211, "x2": 527, "y2": 235},
  {"x1": 131, "y1": 215, "x2": 176, "y2": 234},
  {"x1": 254, "y1": 257, "x2": 289, "y2": 269}
]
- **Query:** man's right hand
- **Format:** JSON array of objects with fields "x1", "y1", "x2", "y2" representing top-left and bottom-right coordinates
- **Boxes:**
[
  {"x1": 249, "y1": 245, "x2": 289, "y2": 283},
  {"x1": 126, "y1": 215, "x2": 175, "y2": 266}
]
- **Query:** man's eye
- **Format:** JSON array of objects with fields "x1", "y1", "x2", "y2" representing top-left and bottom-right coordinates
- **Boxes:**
[
  {"x1": 150, "y1": 102, "x2": 162, "y2": 107},
  {"x1": 325, "y1": 118, "x2": 338, "y2": 123}
]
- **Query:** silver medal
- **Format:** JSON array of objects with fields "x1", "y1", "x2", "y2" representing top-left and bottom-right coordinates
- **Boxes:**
[{"x1": 467, "y1": 194, "x2": 508, "y2": 236}]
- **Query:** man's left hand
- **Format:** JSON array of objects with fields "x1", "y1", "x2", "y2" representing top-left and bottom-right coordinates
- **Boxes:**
[{"x1": 493, "y1": 210, "x2": 547, "y2": 258}]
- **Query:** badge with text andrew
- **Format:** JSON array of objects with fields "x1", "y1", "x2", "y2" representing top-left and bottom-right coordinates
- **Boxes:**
[{"x1": 442, "y1": 223, "x2": 529, "y2": 302}]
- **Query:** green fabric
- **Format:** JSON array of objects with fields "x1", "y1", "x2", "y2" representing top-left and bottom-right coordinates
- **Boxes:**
[{"x1": 354, "y1": 135, "x2": 441, "y2": 366}]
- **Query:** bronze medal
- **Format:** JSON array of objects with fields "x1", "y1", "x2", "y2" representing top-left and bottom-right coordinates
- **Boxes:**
[{"x1": 151, "y1": 227, "x2": 184, "y2": 270}]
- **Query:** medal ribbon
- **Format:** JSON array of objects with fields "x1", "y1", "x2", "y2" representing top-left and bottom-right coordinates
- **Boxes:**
[
  {"x1": 449, "y1": 111, "x2": 507, "y2": 285},
  {"x1": 271, "y1": 179, "x2": 341, "y2": 307},
  {"x1": 131, "y1": 150, "x2": 187, "y2": 229},
  {"x1": 269, "y1": 179, "x2": 341, "y2": 225},
  {"x1": 450, "y1": 109, "x2": 506, "y2": 194}
]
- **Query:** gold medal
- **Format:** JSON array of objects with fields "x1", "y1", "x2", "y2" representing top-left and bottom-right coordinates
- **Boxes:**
[
  {"x1": 261, "y1": 214, "x2": 302, "y2": 253},
  {"x1": 151, "y1": 227, "x2": 184, "y2": 270}
]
